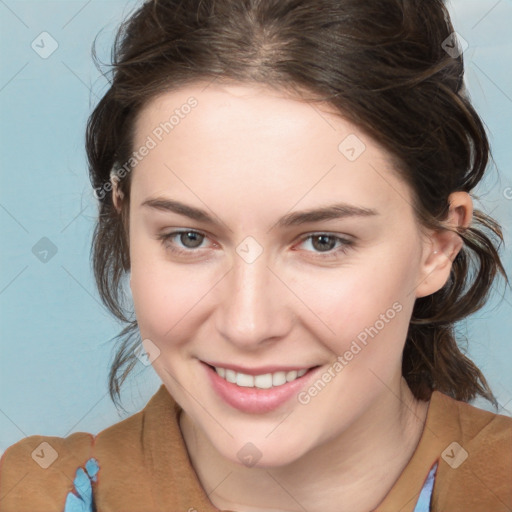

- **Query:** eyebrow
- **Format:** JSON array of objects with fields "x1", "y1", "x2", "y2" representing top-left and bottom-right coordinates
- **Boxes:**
[{"x1": 141, "y1": 197, "x2": 378, "y2": 228}]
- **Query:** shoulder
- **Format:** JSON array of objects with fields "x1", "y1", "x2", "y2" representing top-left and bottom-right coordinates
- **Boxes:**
[
  {"x1": 431, "y1": 392, "x2": 512, "y2": 511},
  {"x1": 0, "y1": 411, "x2": 149, "y2": 511},
  {"x1": 0, "y1": 432, "x2": 95, "y2": 511},
  {"x1": 0, "y1": 386, "x2": 181, "y2": 512},
  {"x1": 434, "y1": 391, "x2": 512, "y2": 455}
]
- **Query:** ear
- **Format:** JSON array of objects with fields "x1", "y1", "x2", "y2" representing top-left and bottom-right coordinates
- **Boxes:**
[
  {"x1": 415, "y1": 191, "x2": 473, "y2": 299},
  {"x1": 110, "y1": 171, "x2": 124, "y2": 213}
]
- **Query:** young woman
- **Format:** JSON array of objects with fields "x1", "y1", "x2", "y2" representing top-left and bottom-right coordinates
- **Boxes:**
[{"x1": 1, "y1": 1, "x2": 510, "y2": 511}]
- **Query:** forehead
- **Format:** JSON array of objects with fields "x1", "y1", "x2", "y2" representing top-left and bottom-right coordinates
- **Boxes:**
[
  {"x1": 135, "y1": 82, "x2": 365, "y2": 149},
  {"x1": 130, "y1": 82, "x2": 413, "y2": 218}
]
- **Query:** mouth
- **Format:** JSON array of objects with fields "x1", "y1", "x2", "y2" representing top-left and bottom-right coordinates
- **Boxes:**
[
  {"x1": 201, "y1": 361, "x2": 323, "y2": 414},
  {"x1": 203, "y1": 362, "x2": 320, "y2": 389}
]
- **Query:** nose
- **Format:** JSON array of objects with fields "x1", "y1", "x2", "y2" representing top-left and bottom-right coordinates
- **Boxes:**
[{"x1": 215, "y1": 248, "x2": 292, "y2": 350}]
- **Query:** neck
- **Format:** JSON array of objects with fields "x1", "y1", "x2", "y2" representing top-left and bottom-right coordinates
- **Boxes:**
[{"x1": 179, "y1": 377, "x2": 430, "y2": 512}]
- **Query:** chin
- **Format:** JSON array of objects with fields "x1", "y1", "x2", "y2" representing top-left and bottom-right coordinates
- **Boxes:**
[{"x1": 213, "y1": 434, "x2": 311, "y2": 469}]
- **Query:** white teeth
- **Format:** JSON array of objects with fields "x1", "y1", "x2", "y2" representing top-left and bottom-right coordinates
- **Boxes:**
[
  {"x1": 214, "y1": 366, "x2": 310, "y2": 388},
  {"x1": 254, "y1": 373, "x2": 273, "y2": 389},
  {"x1": 236, "y1": 373, "x2": 254, "y2": 387},
  {"x1": 272, "y1": 371, "x2": 287, "y2": 386},
  {"x1": 286, "y1": 370, "x2": 297, "y2": 382}
]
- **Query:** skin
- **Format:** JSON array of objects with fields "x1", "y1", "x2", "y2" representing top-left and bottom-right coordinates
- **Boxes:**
[{"x1": 112, "y1": 82, "x2": 472, "y2": 512}]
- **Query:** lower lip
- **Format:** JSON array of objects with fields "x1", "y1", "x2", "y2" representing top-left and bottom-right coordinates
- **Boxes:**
[{"x1": 202, "y1": 362, "x2": 321, "y2": 414}]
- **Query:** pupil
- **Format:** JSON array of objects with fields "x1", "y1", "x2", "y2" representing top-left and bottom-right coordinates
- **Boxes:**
[
  {"x1": 181, "y1": 232, "x2": 203, "y2": 248},
  {"x1": 313, "y1": 235, "x2": 335, "y2": 252}
]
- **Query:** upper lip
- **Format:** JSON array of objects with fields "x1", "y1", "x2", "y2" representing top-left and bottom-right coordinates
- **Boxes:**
[{"x1": 202, "y1": 360, "x2": 318, "y2": 375}]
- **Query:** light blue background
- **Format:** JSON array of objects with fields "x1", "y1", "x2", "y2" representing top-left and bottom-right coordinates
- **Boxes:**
[{"x1": 1, "y1": 0, "x2": 511, "y2": 454}]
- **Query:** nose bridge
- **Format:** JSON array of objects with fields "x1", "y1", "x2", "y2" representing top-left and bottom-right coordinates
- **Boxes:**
[{"x1": 217, "y1": 244, "x2": 288, "y2": 347}]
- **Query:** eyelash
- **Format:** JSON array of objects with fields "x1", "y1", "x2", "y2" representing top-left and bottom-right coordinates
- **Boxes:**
[{"x1": 156, "y1": 230, "x2": 354, "y2": 259}]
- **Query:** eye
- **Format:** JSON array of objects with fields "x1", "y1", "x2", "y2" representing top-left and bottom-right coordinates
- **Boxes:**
[
  {"x1": 296, "y1": 233, "x2": 354, "y2": 257},
  {"x1": 157, "y1": 230, "x2": 212, "y2": 255},
  {"x1": 156, "y1": 230, "x2": 354, "y2": 260}
]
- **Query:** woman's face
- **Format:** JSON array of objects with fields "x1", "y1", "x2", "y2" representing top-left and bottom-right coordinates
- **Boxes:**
[{"x1": 126, "y1": 82, "x2": 438, "y2": 466}]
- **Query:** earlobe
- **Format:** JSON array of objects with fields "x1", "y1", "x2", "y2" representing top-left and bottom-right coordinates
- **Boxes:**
[
  {"x1": 415, "y1": 236, "x2": 459, "y2": 298},
  {"x1": 415, "y1": 192, "x2": 472, "y2": 298}
]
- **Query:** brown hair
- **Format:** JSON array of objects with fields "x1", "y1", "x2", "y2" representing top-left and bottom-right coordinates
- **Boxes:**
[{"x1": 86, "y1": 0, "x2": 508, "y2": 413}]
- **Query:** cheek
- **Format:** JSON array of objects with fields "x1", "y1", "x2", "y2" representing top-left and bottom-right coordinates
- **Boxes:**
[
  {"x1": 129, "y1": 240, "x2": 220, "y2": 341},
  {"x1": 287, "y1": 244, "x2": 419, "y2": 356}
]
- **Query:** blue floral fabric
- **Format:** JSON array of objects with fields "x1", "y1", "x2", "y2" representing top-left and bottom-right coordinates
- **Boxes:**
[
  {"x1": 63, "y1": 457, "x2": 99, "y2": 512},
  {"x1": 62, "y1": 457, "x2": 437, "y2": 511}
]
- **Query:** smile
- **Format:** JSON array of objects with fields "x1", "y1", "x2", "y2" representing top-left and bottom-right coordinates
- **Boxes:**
[
  {"x1": 213, "y1": 366, "x2": 309, "y2": 389},
  {"x1": 201, "y1": 361, "x2": 322, "y2": 414}
]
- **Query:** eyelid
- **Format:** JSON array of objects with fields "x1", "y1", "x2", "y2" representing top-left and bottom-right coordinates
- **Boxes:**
[
  {"x1": 296, "y1": 231, "x2": 353, "y2": 244},
  {"x1": 158, "y1": 229, "x2": 352, "y2": 246}
]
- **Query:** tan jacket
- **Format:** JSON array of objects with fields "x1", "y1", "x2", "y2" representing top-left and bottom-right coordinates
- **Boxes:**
[{"x1": 1, "y1": 385, "x2": 511, "y2": 511}]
